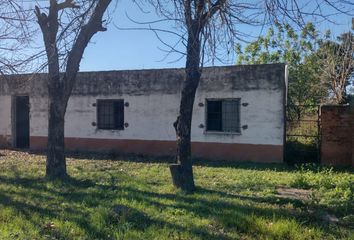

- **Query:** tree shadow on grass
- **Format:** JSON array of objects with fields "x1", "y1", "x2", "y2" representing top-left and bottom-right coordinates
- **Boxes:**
[
  {"x1": 0, "y1": 173, "x2": 347, "y2": 239},
  {"x1": 115, "y1": 186, "x2": 349, "y2": 238},
  {"x1": 0, "y1": 175, "x2": 232, "y2": 239},
  {"x1": 0, "y1": 175, "x2": 109, "y2": 239}
]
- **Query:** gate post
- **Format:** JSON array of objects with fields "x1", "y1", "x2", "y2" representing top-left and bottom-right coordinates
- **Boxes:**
[{"x1": 321, "y1": 105, "x2": 353, "y2": 167}]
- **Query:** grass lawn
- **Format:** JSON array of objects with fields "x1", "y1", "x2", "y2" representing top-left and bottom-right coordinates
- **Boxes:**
[{"x1": 0, "y1": 150, "x2": 353, "y2": 240}]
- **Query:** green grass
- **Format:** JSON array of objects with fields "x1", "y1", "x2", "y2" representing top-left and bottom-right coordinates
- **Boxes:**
[{"x1": 0, "y1": 150, "x2": 353, "y2": 240}]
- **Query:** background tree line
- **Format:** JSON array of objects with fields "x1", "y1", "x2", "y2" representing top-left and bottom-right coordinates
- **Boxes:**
[{"x1": 236, "y1": 22, "x2": 353, "y2": 120}]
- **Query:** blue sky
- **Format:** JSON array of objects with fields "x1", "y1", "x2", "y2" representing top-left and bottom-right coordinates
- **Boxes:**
[{"x1": 31, "y1": 0, "x2": 354, "y2": 72}]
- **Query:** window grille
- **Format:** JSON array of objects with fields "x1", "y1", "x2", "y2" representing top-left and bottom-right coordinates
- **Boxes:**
[
  {"x1": 97, "y1": 99, "x2": 124, "y2": 130},
  {"x1": 206, "y1": 99, "x2": 240, "y2": 133}
]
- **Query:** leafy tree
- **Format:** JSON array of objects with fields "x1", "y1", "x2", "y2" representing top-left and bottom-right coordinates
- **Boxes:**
[
  {"x1": 236, "y1": 25, "x2": 353, "y2": 108},
  {"x1": 236, "y1": 22, "x2": 326, "y2": 108}
]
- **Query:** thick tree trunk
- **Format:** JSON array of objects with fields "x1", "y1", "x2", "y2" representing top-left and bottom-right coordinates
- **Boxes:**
[
  {"x1": 170, "y1": 74, "x2": 199, "y2": 192},
  {"x1": 46, "y1": 82, "x2": 67, "y2": 178},
  {"x1": 170, "y1": 23, "x2": 201, "y2": 192},
  {"x1": 35, "y1": 0, "x2": 112, "y2": 179}
]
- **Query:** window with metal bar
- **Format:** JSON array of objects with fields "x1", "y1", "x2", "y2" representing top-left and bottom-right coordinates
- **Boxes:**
[
  {"x1": 206, "y1": 99, "x2": 240, "y2": 133},
  {"x1": 97, "y1": 99, "x2": 124, "y2": 130}
]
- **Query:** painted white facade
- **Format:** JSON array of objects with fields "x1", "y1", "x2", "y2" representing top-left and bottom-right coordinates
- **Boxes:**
[
  {"x1": 19, "y1": 90, "x2": 283, "y2": 145},
  {"x1": 0, "y1": 64, "x2": 287, "y2": 161}
]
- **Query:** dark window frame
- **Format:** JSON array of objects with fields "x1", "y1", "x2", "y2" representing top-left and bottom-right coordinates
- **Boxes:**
[
  {"x1": 205, "y1": 98, "x2": 241, "y2": 134},
  {"x1": 96, "y1": 99, "x2": 124, "y2": 130}
]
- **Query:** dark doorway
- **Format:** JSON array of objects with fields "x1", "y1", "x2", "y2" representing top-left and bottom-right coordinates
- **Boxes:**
[{"x1": 15, "y1": 96, "x2": 30, "y2": 148}]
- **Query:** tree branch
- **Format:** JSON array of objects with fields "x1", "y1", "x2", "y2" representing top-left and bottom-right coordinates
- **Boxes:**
[
  {"x1": 64, "y1": 0, "x2": 111, "y2": 100},
  {"x1": 57, "y1": 0, "x2": 80, "y2": 10},
  {"x1": 34, "y1": 6, "x2": 48, "y2": 29}
]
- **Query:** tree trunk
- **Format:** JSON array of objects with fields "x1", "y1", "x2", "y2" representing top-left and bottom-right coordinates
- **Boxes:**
[
  {"x1": 35, "y1": 0, "x2": 112, "y2": 179},
  {"x1": 46, "y1": 84, "x2": 67, "y2": 178},
  {"x1": 170, "y1": 23, "x2": 201, "y2": 192},
  {"x1": 170, "y1": 75, "x2": 199, "y2": 192}
]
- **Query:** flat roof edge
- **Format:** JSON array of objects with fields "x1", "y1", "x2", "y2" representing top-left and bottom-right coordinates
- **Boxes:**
[{"x1": 1, "y1": 63, "x2": 286, "y2": 77}]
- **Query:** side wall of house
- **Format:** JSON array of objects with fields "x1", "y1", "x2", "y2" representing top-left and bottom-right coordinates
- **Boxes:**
[{"x1": 0, "y1": 64, "x2": 286, "y2": 162}]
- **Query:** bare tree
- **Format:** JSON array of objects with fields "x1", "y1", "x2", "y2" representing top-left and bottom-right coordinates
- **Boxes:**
[
  {"x1": 136, "y1": 0, "x2": 353, "y2": 192},
  {"x1": 317, "y1": 32, "x2": 353, "y2": 103},
  {"x1": 34, "y1": 0, "x2": 112, "y2": 178},
  {"x1": 0, "y1": 0, "x2": 33, "y2": 74}
]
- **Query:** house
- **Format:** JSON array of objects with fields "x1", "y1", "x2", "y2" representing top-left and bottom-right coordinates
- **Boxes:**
[{"x1": 0, "y1": 64, "x2": 287, "y2": 162}]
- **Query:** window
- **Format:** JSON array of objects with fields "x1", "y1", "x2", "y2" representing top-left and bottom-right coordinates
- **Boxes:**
[
  {"x1": 206, "y1": 99, "x2": 240, "y2": 133},
  {"x1": 97, "y1": 99, "x2": 124, "y2": 130}
]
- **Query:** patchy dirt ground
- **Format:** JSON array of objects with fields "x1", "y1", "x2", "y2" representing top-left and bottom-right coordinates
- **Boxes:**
[{"x1": 276, "y1": 187, "x2": 312, "y2": 201}]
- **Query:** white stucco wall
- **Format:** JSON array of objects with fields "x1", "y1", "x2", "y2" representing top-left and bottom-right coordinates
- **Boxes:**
[
  {"x1": 0, "y1": 64, "x2": 286, "y2": 147},
  {"x1": 18, "y1": 88, "x2": 284, "y2": 146}
]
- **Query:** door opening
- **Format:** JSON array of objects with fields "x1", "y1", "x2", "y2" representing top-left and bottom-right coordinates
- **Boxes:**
[{"x1": 15, "y1": 96, "x2": 30, "y2": 148}]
